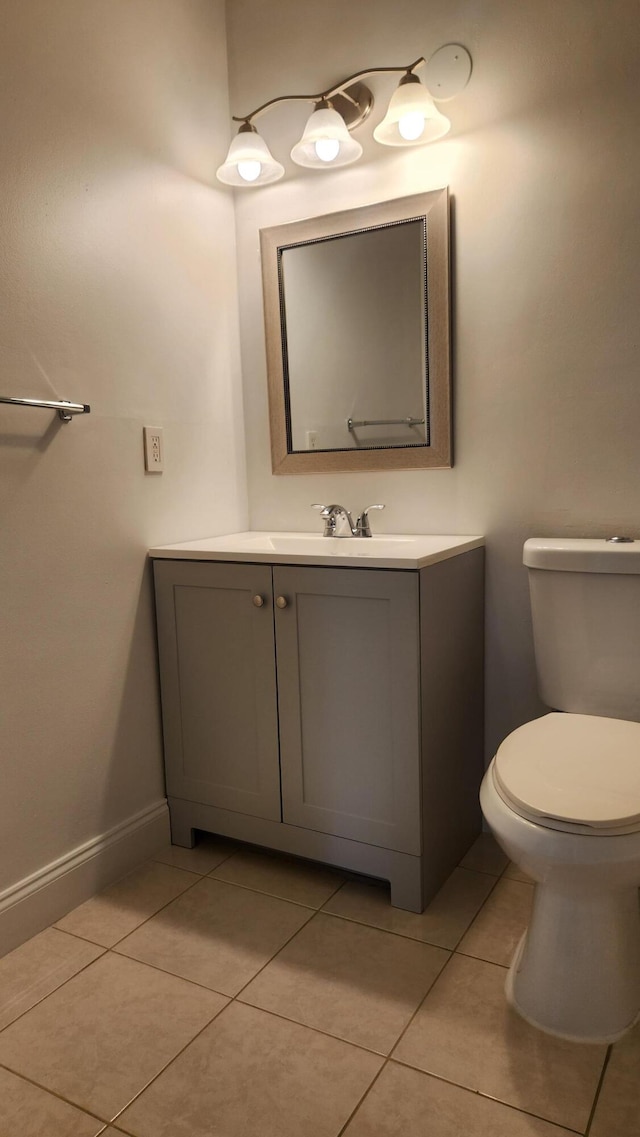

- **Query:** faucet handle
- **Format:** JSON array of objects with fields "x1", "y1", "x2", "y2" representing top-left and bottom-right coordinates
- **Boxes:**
[
  {"x1": 356, "y1": 504, "x2": 385, "y2": 538},
  {"x1": 311, "y1": 503, "x2": 336, "y2": 536}
]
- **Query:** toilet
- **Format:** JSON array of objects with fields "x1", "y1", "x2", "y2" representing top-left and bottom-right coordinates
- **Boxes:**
[{"x1": 480, "y1": 537, "x2": 640, "y2": 1043}]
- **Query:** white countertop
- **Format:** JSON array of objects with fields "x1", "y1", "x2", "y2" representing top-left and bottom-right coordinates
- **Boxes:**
[{"x1": 149, "y1": 531, "x2": 485, "y2": 570}]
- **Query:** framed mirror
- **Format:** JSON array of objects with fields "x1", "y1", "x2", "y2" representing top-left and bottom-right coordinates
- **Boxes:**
[{"x1": 260, "y1": 188, "x2": 451, "y2": 475}]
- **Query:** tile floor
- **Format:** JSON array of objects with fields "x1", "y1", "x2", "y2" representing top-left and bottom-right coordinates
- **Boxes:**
[{"x1": 0, "y1": 833, "x2": 638, "y2": 1136}]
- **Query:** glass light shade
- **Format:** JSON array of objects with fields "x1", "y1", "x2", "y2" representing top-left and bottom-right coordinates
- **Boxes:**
[
  {"x1": 291, "y1": 105, "x2": 362, "y2": 169},
  {"x1": 216, "y1": 128, "x2": 284, "y2": 187},
  {"x1": 373, "y1": 75, "x2": 450, "y2": 147}
]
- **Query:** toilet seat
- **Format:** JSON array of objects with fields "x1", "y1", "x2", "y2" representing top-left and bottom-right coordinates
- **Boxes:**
[{"x1": 494, "y1": 713, "x2": 640, "y2": 836}]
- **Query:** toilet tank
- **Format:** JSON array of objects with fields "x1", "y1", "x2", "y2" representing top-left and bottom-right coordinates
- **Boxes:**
[{"x1": 524, "y1": 538, "x2": 640, "y2": 722}]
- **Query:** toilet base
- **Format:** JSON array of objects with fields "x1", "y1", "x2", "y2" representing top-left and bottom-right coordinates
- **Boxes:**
[{"x1": 505, "y1": 883, "x2": 640, "y2": 1044}]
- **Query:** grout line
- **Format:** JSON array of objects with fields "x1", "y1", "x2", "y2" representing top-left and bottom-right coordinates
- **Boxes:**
[
  {"x1": 200, "y1": 871, "x2": 342, "y2": 912},
  {"x1": 232, "y1": 998, "x2": 390, "y2": 1058},
  {"x1": 0, "y1": 1061, "x2": 109, "y2": 1126},
  {"x1": 231, "y1": 906, "x2": 319, "y2": 1000},
  {"x1": 107, "y1": 997, "x2": 230, "y2": 1131},
  {"x1": 48, "y1": 856, "x2": 208, "y2": 952},
  {"x1": 47, "y1": 926, "x2": 111, "y2": 950},
  {"x1": 307, "y1": 904, "x2": 458, "y2": 951},
  {"x1": 584, "y1": 1043, "x2": 613, "y2": 1136},
  {"x1": 153, "y1": 842, "x2": 240, "y2": 876},
  {"x1": 386, "y1": 948, "x2": 456, "y2": 1063},
  {"x1": 75, "y1": 859, "x2": 214, "y2": 950},
  {"x1": 448, "y1": 870, "x2": 513, "y2": 953},
  {"x1": 107, "y1": 946, "x2": 235, "y2": 1000},
  {"x1": 0, "y1": 947, "x2": 108, "y2": 1036},
  {"x1": 452, "y1": 946, "x2": 509, "y2": 969},
  {"x1": 47, "y1": 927, "x2": 113, "y2": 951},
  {"x1": 336, "y1": 1057, "x2": 390, "y2": 1136},
  {"x1": 446, "y1": 870, "x2": 505, "y2": 953},
  {"x1": 457, "y1": 863, "x2": 509, "y2": 880},
  {"x1": 142, "y1": 861, "x2": 205, "y2": 879},
  {"x1": 386, "y1": 1058, "x2": 585, "y2": 1135}
]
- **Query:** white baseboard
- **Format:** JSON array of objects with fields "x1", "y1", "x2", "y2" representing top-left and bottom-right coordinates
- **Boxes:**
[{"x1": 0, "y1": 800, "x2": 170, "y2": 957}]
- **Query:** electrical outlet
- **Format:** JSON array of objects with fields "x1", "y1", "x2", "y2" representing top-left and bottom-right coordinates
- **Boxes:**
[
  {"x1": 306, "y1": 430, "x2": 319, "y2": 450},
  {"x1": 143, "y1": 426, "x2": 164, "y2": 472}
]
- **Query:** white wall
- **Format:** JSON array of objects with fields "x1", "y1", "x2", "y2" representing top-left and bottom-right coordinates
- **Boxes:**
[
  {"x1": 0, "y1": 0, "x2": 246, "y2": 916},
  {"x1": 226, "y1": 0, "x2": 640, "y2": 756}
]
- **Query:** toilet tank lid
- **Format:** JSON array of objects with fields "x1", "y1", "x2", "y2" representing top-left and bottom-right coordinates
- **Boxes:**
[{"x1": 524, "y1": 538, "x2": 640, "y2": 574}]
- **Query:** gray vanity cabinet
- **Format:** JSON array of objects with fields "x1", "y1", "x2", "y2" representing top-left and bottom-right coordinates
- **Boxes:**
[{"x1": 153, "y1": 548, "x2": 484, "y2": 912}]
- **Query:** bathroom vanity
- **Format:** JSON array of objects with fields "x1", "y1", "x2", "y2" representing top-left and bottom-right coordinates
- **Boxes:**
[{"x1": 150, "y1": 532, "x2": 484, "y2": 911}]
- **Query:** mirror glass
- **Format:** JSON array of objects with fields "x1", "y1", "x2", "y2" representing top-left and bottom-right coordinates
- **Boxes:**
[
  {"x1": 281, "y1": 220, "x2": 427, "y2": 452},
  {"x1": 261, "y1": 190, "x2": 451, "y2": 475}
]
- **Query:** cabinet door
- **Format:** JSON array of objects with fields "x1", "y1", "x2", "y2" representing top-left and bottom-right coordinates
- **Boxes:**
[
  {"x1": 154, "y1": 560, "x2": 281, "y2": 820},
  {"x1": 274, "y1": 566, "x2": 421, "y2": 854}
]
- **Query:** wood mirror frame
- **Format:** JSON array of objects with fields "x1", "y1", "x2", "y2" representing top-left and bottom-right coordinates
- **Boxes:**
[{"x1": 260, "y1": 188, "x2": 451, "y2": 475}]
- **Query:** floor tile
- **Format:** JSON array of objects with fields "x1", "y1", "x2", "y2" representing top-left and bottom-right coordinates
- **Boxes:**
[
  {"x1": 114, "y1": 876, "x2": 313, "y2": 996},
  {"x1": 0, "y1": 926, "x2": 104, "y2": 1031},
  {"x1": 457, "y1": 877, "x2": 534, "y2": 966},
  {"x1": 0, "y1": 952, "x2": 226, "y2": 1121},
  {"x1": 0, "y1": 1065, "x2": 105, "y2": 1137},
  {"x1": 118, "y1": 1001, "x2": 383, "y2": 1137},
  {"x1": 323, "y1": 868, "x2": 495, "y2": 949},
  {"x1": 589, "y1": 1022, "x2": 640, "y2": 1136},
  {"x1": 153, "y1": 834, "x2": 237, "y2": 875},
  {"x1": 459, "y1": 832, "x2": 509, "y2": 876},
  {"x1": 55, "y1": 861, "x2": 198, "y2": 947},
  {"x1": 343, "y1": 1060, "x2": 577, "y2": 1136},
  {"x1": 504, "y1": 862, "x2": 535, "y2": 884},
  {"x1": 210, "y1": 846, "x2": 344, "y2": 907},
  {"x1": 393, "y1": 953, "x2": 607, "y2": 1132},
  {"x1": 239, "y1": 912, "x2": 449, "y2": 1054}
]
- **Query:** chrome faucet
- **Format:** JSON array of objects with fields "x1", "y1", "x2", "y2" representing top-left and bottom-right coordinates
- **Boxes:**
[{"x1": 311, "y1": 503, "x2": 385, "y2": 537}]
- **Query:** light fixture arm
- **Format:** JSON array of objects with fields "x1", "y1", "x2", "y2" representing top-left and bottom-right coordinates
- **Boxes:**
[{"x1": 231, "y1": 58, "x2": 426, "y2": 124}]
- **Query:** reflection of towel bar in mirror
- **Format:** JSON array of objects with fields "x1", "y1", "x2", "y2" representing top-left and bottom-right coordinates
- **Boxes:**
[
  {"x1": 0, "y1": 396, "x2": 91, "y2": 423},
  {"x1": 348, "y1": 416, "x2": 425, "y2": 432}
]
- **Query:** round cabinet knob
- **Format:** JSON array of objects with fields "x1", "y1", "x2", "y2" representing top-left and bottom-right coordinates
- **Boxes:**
[
  {"x1": 252, "y1": 595, "x2": 265, "y2": 608},
  {"x1": 276, "y1": 595, "x2": 288, "y2": 609}
]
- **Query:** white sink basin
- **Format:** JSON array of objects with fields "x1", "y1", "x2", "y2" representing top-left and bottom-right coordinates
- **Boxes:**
[{"x1": 150, "y1": 531, "x2": 484, "y2": 570}]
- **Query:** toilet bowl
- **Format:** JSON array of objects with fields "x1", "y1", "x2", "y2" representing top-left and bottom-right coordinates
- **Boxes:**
[
  {"x1": 481, "y1": 713, "x2": 640, "y2": 1042},
  {"x1": 480, "y1": 537, "x2": 640, "y2": 1042}
]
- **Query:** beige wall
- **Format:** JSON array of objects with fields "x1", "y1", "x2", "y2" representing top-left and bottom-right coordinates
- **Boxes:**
[
  {"x1": 0, "y1": 0, "x2": 246, "y2": 898},
  {"x1": 226, "y1": 0, "x2": 640, "y2": 756}
]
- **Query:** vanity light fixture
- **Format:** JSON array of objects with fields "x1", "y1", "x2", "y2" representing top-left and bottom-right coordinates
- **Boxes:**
[
  {"x1": 216, "y1": 122, "x2": 284, "y2": 186},
  {"x1": 216, "y1": 44, "x2": 472, "y2": 187}
]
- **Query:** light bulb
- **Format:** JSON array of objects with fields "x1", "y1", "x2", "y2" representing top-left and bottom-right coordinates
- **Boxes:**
[
  {"x1": 398, "y1": 111, "x2": 425, "y2": 141},
  {"x1": 237, "y1": 160, "x2": 262, "y2": 182},
  {"x1": 314, "y1": 137, "x2": 340, "y2": 163}
]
